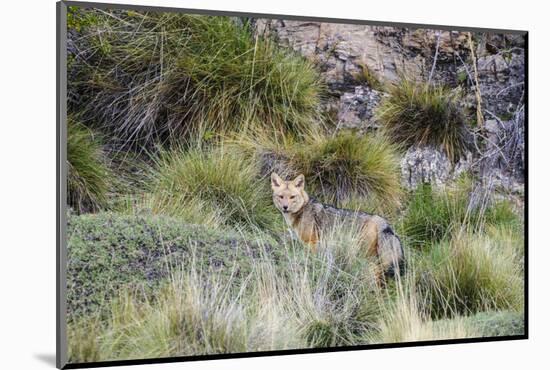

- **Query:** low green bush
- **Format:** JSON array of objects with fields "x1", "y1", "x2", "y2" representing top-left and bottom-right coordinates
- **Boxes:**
[
  {"x1": 66, "y1": 212, "x2": 282, "y2": 319},
  {"x1": 466, "y1": 310, "x2": 524, "y2": 337}
]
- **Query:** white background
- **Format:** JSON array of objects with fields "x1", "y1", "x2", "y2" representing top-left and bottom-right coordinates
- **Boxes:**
[{"x1": 0, "y1": 0, "x2": 546, "y2": 369}]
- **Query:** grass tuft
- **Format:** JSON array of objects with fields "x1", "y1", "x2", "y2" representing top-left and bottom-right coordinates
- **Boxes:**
[
  {"x1": 356, "y1": 64, "x2": 384, "y2": 91},
  {"x1": 295, "y1": 132, "x2": 403, "y2": 208},
  {"x1": 399, "y1": 182, "x2": 520, "y2": 249},
  {"x1": 236, "y1": 131, "x2": 403, "y2": 211},
  {"x1": 67, "y1": 117, "x2": 112, "y2": 213},
  {"x1": 68, "y1": 9, "x2": 323, "y2": 148},
  {"x1": 148, "y1": 146, "x2": 280, "y2": 231},
  {"x1": 416, "y1": 230, "x2": 524, "y2": 319},
  {"x1": 375, "y1": 284, "x2": 478, "y2": 343},
  {"x1": 376, "y1": 79, "x2": 470, "y2": 162}
]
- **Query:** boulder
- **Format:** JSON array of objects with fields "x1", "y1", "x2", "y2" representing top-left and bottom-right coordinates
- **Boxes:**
[
  {"x1": 335, "y1": 85, "x2": 383, "y2": 130},
  {"x1": 478, "y1": 116, "x2": 525, "y2": 194},
  {"x1": 401, "y1": 146, "x2": 472, "y2": 190},
  {"x1": 401, "y1": 146, "x2": 451, "y2": 189}
]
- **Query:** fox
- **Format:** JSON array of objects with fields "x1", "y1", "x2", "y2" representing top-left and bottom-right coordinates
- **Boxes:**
[{"x1": 270, "y1": 172, "x2": 404, "y2": 280}]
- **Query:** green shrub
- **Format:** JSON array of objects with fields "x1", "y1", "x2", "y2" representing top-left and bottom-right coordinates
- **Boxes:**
[
  {"x1": 66, "y1": 212, "x2": 284, "y2": 319},
  {"x1": 149, "y1": 147, "x2": 280, "y2": 231},
  {"x1": 399, "y1": 183, "x2": 520, "y2": 249},
  {"x1": 376, "y1": 79, "x2": 470, "y2": 162},
  {"x1": 416, "y1": 231, "x2": 524, "y2": 319},
  {"x1": 67, "y1": 118, "x2": 111, "y2": 213},
  {"x1": 67, "y1": 6, "x2": 101, "y2": 33},
  {"x1": 466, "y1": 311, "x2": 524, "y2": 337},
  {"x1": 68, "y1": 10, "x2": 323, "y2": 148}
]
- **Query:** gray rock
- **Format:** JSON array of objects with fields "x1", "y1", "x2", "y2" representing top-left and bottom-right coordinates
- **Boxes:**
[
  {"x1": 254, "y1": 19, "x2": 524, "y2": 121},
  {"x1": 478, "y1": 114, "x2": 525, "y2": 194},
  {"x1": 336, "y1": 85, "x2": 383, "y2": 130},
  {"x1": 401, "y1": 146, "x2": 452, "y2": 190},
  {"x1": 400, "y1": 146, "x2": 472, "y2": 190},
  {"x1": 254, "y1": 21, "x2": 473, "y2": 93},
  {"x1": 476, "y1": 51, "x2": 525, "y2": 119}
]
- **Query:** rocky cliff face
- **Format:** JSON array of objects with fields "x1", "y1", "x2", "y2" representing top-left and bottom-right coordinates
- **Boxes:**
[{"x1": 254, "y1": 19, "x2": 525, "y2": 195}]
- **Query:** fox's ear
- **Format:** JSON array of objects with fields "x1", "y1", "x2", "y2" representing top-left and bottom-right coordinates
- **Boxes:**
[
  {"x1": 271, "y1": 172, "x2": 283, "y2": 189},
  {"x1": 293, "y1": 174, "x2": 305, "y2": 189}
]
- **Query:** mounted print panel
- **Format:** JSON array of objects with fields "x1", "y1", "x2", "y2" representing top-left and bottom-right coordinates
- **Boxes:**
[{"x1": 57, "y1": 1, "x2": 527, "y2": 368}]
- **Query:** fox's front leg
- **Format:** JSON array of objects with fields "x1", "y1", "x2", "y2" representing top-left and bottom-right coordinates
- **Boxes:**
[
  {"x1": 302, "y1": 232, "x2": 319, "y2": 253},
  {"x1": 305, "y1": 239, "x2": 318, "y2": 253},
  {"x1": 298, "y1": 225, "x2": 319, "y2": 253}
]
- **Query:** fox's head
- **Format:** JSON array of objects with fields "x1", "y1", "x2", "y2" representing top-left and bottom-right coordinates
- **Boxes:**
[{"x1": 270, "y1": 172, "x2": 309, "y2": 214}]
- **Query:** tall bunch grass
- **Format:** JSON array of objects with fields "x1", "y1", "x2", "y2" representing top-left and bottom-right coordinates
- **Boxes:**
[
  {"x1": 376, "y1": 79, "x2": 470, "y2": 162},
  {"x1": 68, "y1": 8, "x2": 323, "y2": 148},
  {"x1": 69, "y1": 264, "x2": 249, "y2": 362},
  {"x1": 293, "y1": 221, "x2": 386, "y2": 347},
  {"x1": 67, "y1": 118, "x2": 112, "y2": 213},
  {"x1": 235, "y1": 131, "x2": 403, "y2": 211},
  {"x1": 416, "y1": 229, "x2": 524, "y2": 319},
  {"x1": 295, "y1": 132, "x2": 403, "y2": 209},
  {"x1": 375, "y1": 281, "x2": 478, "y2": 343},
  {"x1": 399, "y1": 181, "x2": 520, "y2": 249},
  {"x1": 148, "y1": 146, "x2": 280, "y2": 230}
]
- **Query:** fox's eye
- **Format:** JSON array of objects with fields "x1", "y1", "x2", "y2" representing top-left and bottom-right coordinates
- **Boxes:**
[
  {"x1": 279, "y1": 195, "x2": 284, "y2": 199},
  {"x1": 290, "y1": 195, "x2": 296, "y2": 200}
]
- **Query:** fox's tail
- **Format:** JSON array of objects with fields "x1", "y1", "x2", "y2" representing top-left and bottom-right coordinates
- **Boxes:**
[{"x1": 378, "y1": 226, "x2": 405, "y2": 278}]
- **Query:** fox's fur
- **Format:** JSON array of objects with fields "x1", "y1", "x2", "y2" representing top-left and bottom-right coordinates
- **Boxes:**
[{"x1": 271, "y1": 172, "x2": 404, "y2": 279}]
